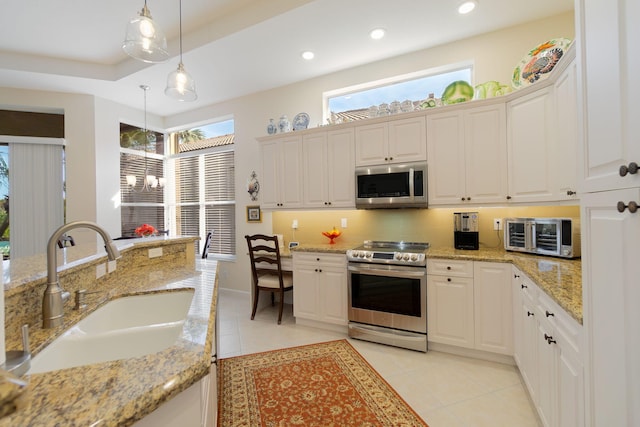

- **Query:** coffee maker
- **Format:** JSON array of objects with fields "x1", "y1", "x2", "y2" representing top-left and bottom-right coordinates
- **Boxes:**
[{"x1": 454, "y1": 212, "x2": 479, "y2": 250}]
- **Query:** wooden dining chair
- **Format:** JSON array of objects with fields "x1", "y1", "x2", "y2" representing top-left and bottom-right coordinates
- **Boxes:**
[{"x1": 245, "y1": 234, "x2": 293, "y2": 324}]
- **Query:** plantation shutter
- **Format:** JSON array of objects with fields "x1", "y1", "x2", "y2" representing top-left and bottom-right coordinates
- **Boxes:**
[{"x1": 175, "y1": 149, "x2": 235, "y2": 256}]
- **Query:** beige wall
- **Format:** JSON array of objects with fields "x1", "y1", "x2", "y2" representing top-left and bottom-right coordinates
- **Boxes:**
[{"x1": 272, "y1": 206, "x2": 580, "y2": 249}]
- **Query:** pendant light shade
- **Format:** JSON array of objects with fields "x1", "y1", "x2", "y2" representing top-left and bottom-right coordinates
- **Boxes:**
[
  {"x1": 165, "y1": 0, "x2": 197, "y2": 101},
  {"x1": 166, "y1": 62, "x2": 197, "y2": 101},
  {"x1": 123, "y1": 1, "x2": 169, "y2": 63}
]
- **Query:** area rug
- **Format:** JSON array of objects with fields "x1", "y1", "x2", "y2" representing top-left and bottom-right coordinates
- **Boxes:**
[{"x1": 217, "y1": 339, "x2": 428, "y2": 427}]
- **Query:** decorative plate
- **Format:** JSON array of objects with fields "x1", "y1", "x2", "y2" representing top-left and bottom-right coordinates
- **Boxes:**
[
  {"x1": 293, "y1": 112, "x2": 310, "y2": 131},
  {"x1": 512, "y1": 38, "x2": 572, "y2": 89}
]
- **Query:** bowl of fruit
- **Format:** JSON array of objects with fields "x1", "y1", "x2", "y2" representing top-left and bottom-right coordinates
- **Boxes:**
[{"x1": 321, "y1": 227, "x2": 342, "y2": 244}]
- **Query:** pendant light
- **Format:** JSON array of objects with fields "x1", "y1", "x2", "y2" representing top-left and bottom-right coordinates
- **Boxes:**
[
  {"x1": 165, "y1": 0, "x2": 197, "y2": 101},
  {"x1": 126, "y1": 85, "x2": 166, "y2": 192},
  {"x1": 123, "y1": 0, "x2": 169, "y2": 63}
]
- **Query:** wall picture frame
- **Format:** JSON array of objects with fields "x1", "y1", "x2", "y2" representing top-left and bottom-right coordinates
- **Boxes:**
[{"x1": 246, "y1": 205, "x2": 261, "y2": 222}]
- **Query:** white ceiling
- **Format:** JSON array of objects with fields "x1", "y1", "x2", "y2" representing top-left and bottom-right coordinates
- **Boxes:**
[{"x1": 0, "y1": 0, "x2": 574, "y2": 117}]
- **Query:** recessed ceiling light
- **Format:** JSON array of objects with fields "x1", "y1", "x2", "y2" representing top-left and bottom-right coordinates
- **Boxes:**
[
  {"x1": 458, "y1": 0, "x2": 477, "y2": 14},
  {"x1": 301, "y1": 51, "x2": 315, "y2": 60},
  {"x1": 369, "y1": 28, "x2": 386, "y2": 40}
]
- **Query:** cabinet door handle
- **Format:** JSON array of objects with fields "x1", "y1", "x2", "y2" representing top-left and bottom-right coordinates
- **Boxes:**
[
  {"x1": 566, "y1": 190, "x2": 576, "y2": 196},
  {"x1": 447, "y1": 278, "x2": 451, "y2": 282},
  {"x1": 446, "y1": 266, "x2": 452, "y2": 270},
  {"x1": 318, "y1": 269, "x2": 322, "y2": 273},
  {"x1": 506, "y1": 195, "x2": 512, "y2": 200},
  {"x1": 527, "y1": 311, "x2": 534, "y2": 317},
  {"x1": 619, "y1": 162, "x2": 639, "y2": 176},
  {"x1": 514, "y1": 274, "x2": 520, "y2": 278},
  {"x1": 545, "y1": 310, "x2": 554, "y2": 318},
  {"x1": 314, "y1": 268, "x2": 318, "y2": 272},
  {"x1": 544, "y1": 334, "x2": 557, "y2": 345},
  {"x1": 617, "y1": 201, "x2": 638, "y2": 213},
  {"x1": 521, "y1": 284, "x2": 527, "y2": 289}
]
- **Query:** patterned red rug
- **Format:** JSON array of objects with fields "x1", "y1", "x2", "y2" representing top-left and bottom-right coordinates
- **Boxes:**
[{"x1": 217, "y1": 339, "x2": 428, "y2": 426}]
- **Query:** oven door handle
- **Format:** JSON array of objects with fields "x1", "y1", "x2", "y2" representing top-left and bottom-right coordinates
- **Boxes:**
[{"x1": 348, "y1": 264, "x2": 426, "y2": 279}]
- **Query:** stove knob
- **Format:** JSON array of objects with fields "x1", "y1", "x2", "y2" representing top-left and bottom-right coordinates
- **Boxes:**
[
  {"x1": 358, "y1": 251, "x2": 365, "y2": 258},
  {"x1": 402, "y1": 253, "x2": 410, "y2": 261},
  {"x1": 365, "y1": 252, "x2": 372, "y2": 259},
  {"x1": 410, "y1": 254, "x2": 418, "y2": 261},
  {"x1": 395, "y1": 253, "x2": 403, "y2": 261}
]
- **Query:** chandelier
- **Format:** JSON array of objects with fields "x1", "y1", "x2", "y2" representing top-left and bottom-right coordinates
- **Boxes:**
[{"x1": 126, "y1": 85, "x2": 166, "y2": 192}]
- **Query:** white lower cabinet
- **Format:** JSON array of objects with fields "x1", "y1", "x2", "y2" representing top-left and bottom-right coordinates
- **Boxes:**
[
  {"x1": 427, "y1": 259, "x2": 512, "y2": 355},
  {"x1": 293, "y1": 252, "x2": 348, "y2": 328},
  {"x1": 512, "y1": 266, "x2": 584, "y2": 427},
  {"x1": 133, "y1": 367, "x2": 217, "y2": 427}
]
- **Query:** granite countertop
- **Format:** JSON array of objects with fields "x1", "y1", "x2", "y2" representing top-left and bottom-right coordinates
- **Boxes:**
[
  {"x1": 0, "y1": 262, "x2": 218, "y2": 426},
  {"x1": 426, "y1": 246, "x2": 582, "y2": 324},
  {"x1": 290, "y1": 242, "x2": 355, "y2": 255},
  {"x1": 286, "y1": 243, "x2": 582, "y2": 324}
]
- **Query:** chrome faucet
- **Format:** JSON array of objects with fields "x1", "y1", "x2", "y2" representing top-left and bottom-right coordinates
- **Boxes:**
[{"x1": 43, "y1": 221, "x2": 121, "y2": 328}]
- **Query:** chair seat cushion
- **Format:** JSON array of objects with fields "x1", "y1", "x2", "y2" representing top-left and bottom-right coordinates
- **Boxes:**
[{"x1": 257, "y1": 271, "x2": 293, "y2": 289}]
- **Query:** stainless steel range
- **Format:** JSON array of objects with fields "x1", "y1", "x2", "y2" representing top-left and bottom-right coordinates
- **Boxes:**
[{"x1": 346, "y1": 241, "x2": 429, "y2": 352}]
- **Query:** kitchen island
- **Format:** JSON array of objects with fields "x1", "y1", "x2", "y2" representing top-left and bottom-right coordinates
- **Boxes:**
[{"x1": 0, "y1": 236, "x2": 218, "y2": 426}]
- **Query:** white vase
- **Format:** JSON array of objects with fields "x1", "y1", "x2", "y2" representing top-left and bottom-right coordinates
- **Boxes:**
[
  {"x1": 278, "y1": 115, "x2": 291, "y2": 133},
  {"x1": 267, "y1": 119, "x2": 277, "y2": 135}
]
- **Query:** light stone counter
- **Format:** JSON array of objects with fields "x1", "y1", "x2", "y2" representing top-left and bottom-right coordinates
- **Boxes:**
[
  {"x1": 426, "y1": 247, "x2": 582, "y2": 324},
  {"x1": 0, "y1": 236, "x2": 218, "y2": 426}
]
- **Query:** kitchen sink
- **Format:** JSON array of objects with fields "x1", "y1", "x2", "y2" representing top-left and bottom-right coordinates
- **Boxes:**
[{"x1": 29, "y1": 290, "x2": 195, "y2": 374}]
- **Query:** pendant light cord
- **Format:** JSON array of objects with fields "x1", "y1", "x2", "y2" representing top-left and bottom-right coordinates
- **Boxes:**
[{"x1": 179, "y1": 0, "x2": 183, "y2": 64}]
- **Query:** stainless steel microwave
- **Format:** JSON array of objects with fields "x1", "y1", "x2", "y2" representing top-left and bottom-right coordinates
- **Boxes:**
[
  {"x1": 504, "y1": 217, "x2": 580, "y2": 258},
  {"x1": 355, "y1": 162, "x2": 428, "y2": 209}
]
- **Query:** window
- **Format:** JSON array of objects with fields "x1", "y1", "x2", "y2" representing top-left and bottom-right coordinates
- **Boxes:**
[
  {"x1": 0, "y1": 145, "x2": 8, "y2": 259},
  {"x1": 168, "y1": 120, "x2": 235, "y2": 259},
  {"x1": 120, "y1": 123, "x2": 166, "y2": 236},
  {"x1": 325, "y1": 65, "x2": 473, "y2": 121}
]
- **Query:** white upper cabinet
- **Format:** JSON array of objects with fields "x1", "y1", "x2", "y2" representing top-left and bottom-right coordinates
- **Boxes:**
[
  {"x1": 552, "y1": 58, "x2": 579, "y2": 200},
  {"x1": 427, "y1": 104, "x2": 508, "y2": 205},
  {"x1": 507, "y1": 87, "x2": 555, "y2": 203},
  {"x1": 580, "y1": 0, "x2": 640, "y2": 194},
  {"x1": 260, "y1": 135, "x2": 304, "y2": 209},
  {"x1": 303, "y1": 129, "x2": 355, "y2": 208},
  {"x1": 355, "y1": 116, "x2": 426, "y2": 166}
]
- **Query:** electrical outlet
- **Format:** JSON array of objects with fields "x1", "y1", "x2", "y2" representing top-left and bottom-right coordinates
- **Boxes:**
[
  {"x1": 148, "y1": 247, "x2": 163, "y2": 258},
  {"x1": 341, "y1": 218, "x2": 347, "y2": 228},
  {"x1": 96, "y1": 263, "x2": 107, "y2": 279},
  {"x1": 292, "y1": 219, "x2": 298, "y2": 229},
  {"x1": 493, "y1": 218, "x2": 502, "y2": 231}
]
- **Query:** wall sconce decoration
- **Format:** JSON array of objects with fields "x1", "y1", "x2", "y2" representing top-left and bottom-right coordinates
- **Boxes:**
[{"x1": 247, "y1": 171, "x2": 260, "y2": 201}]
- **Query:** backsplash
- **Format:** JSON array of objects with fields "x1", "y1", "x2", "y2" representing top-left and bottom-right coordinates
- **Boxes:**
[{"x1": 272, "y1": 206, "x2": 580, "y2": 248}]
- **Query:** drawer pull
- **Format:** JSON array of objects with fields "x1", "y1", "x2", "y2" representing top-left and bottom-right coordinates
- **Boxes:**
[
  {"x1": 447, "y1": 278, "x2": 451, "y2": 282},
  {"x1": 521, "y1": 284, "x2": 528, "y2": 289},
  {"x1": 514, "y1": 274, "x2": 520, "y2": 278},
  {"x1": 617, "y1": 201, "x2": 638, "y2": 213},
  {"x1": 446, "y1": 266, "x2": 452, "y2": 270},
  {"x1": 619, "y1": 162, "x2": 639, "y2": 176},
  {"x1": 527, "y1": 311, "x2": 534, "y2": 317},
  {"x1": 545, "y1": 310, "x2": 554, "y2": 318},
  {"x1": 544, "y1": 334, "x2": 556, "y2": 345}
]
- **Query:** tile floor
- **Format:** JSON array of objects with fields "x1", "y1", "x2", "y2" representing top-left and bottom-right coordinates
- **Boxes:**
[{"x1": 210, "y1": 261, "x2": 541, "y2": 427}]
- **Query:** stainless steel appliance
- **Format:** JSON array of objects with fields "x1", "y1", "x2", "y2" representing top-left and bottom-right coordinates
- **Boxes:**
[
  {"x1": 454, "y1": 212, "x2": 479, "y2": 250},
  {"x1": 504, "y1": 217, "x2": 580, "y2": 258},
  {"x1": 346, "y1": 241, "x2": 429, "y2": 352},
  {"x1": 355, "y1": 162, "x2": 428, "y2": 209}
]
